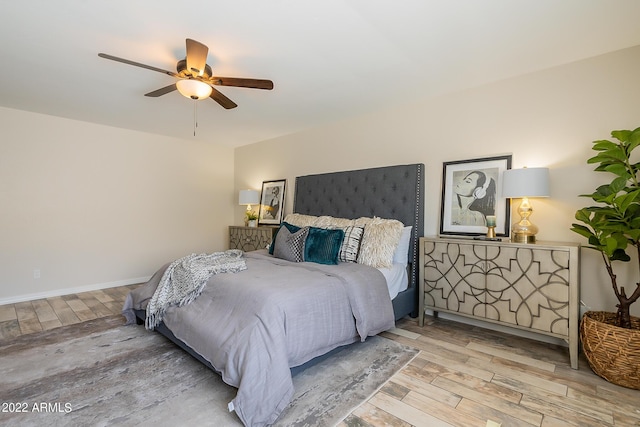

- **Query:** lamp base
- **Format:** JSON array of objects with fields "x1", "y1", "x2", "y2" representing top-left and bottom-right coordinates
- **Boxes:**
[
  {"x1": 511, "y1": 232, "x2": 536, "y2": 244},
  {"x1": 511, "y1": 197, "x2": 539, "y2": 244}
]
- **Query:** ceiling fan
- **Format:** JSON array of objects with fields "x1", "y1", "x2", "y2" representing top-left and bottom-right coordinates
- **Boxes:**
[{"x1": 98, "y1": 38, "x2": 274, "y2": 110}]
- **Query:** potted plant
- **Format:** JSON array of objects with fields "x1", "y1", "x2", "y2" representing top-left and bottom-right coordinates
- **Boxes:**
[
  {"x1": 245, "y1": 210, "x2": 259, "y2": 227},
  {"x1": 571, "y1": 126, "x2": 640, "y2": 389}
]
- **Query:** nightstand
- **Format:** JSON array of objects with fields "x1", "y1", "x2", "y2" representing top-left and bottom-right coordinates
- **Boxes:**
[
  {"x1": 229, "y1": 226, "x2": 278, "y2": 252},
  {"x1": 418, "y1": 236, "x2": 581, "y2": 369}
]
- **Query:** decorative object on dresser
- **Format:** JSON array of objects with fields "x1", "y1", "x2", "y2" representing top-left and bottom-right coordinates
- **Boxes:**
[
  {"x1": 238, "y1": 189, "x2": 260, "y2": 226},
  {"x1": 418, "y1": 236, "x2": 580, "y2": 369},
  {"x1": 258, "y1": 179, "x2": 286, "y2": 225},
  {"x1": 245, "y1": 210, "x2": 258, "y2": 227},
  {"x1": 228, "y1": 225, "x2": 277, "y2": 252},
  {"x1": 440, "y1": 155, "x2": 511, "y2": 238},
  {"x1": 485, "y1": 214, "x2": 497, "y2": 238},
  {"x1": 502, "y1": 167, "x2": 550, "y2": 244},
  {"x1": 570, "y1": 126, "x2": 640, "y2": 390}
]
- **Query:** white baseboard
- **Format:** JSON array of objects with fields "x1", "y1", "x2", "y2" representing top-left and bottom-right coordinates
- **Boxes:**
[{"x1": 0, "y1": 276, "x2": 151, "y2": 305}]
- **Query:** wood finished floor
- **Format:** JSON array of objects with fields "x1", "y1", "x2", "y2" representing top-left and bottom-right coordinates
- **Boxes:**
[
  {"x1": 2, "y1": 286, "x2": 639, "y2": 426},
  {"x1": 0, "y1": 285, "x2": 137, "y2": 339}
]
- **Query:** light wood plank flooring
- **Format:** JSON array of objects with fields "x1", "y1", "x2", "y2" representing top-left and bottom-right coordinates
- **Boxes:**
[
  {"x1": 0, "y1": 285, "x2": 137, "y2": 340},
  {"x1": 2, "y1": 286, "x2": 639, "y2": 426}
]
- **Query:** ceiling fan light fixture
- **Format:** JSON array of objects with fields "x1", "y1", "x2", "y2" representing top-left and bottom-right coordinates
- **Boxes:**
[
  {"x1": 99, "y1": 38, "x2": 272, "y2": 110},
  {"x1": 176, "y1": 79, "x2": 212, "y2": 100}
]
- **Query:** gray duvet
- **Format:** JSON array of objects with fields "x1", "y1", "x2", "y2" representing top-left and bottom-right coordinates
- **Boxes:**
[{"x1": 122, "y1": 250, "x2": 395, "y2": 427}]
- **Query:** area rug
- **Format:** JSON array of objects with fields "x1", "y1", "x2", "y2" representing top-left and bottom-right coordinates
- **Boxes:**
[{"x1": 0, "y1": 315, "x2": 418, "y2": 426}]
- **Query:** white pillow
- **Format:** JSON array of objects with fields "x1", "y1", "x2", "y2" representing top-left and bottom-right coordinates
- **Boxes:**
[
  {"x1": 393, "y1": 226, "x2": 413, "y2": 265},
  {"x1": 283, "y1": 213, "x2": 318, "y2": 227},
  {"x1": 355, "y1": 217, "x2": 404, "y2": 269},
  {"x1": 314, "y1": 215, "x2": 354, "y2": 228},
  {"x1": 285, "y1": 213, "x2": 356, "y2": 229}
]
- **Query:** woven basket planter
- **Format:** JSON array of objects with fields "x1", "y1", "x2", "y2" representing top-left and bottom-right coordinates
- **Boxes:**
[{"x1": 580, "y1": 311, "x2": 640, "y2": 390}]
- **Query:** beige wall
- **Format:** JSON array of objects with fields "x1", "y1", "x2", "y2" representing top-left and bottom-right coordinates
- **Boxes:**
[
  {"x1": 236, "y1": 45, "x2": 640, "y2": 316},
  {"x1": 1, "y1": 108, "x2": 234, "y2": 303},
  {"x1": 3, "y1": 45, "x2": 638, "y2": 317}
]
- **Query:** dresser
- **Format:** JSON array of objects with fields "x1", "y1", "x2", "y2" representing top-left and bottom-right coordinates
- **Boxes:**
[
  {"x1": 418, "y1": 236, "x2": 580, "y2": 369},
  {"x1": 229, "y1": 226, "x2": 278, "y2": 252}
]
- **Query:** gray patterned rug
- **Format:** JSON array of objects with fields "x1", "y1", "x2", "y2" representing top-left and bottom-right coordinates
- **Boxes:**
[{"x1": 1, "y1": 315, "x2": 418, "y2": 426}]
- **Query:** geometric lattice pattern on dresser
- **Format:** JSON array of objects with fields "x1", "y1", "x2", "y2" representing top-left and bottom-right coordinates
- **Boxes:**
[
  {"x1": 423, "y1": 240, "x2": 571, "y2": 336},
  {"x1": 423, "y1": 241, "x2": 486, "y2": 318},
  {"x1": 229, "y1": 226, "x2": 275, "y2": 252}
]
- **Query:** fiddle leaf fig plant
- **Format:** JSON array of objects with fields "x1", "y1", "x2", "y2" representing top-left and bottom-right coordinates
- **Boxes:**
[{"x1": 570, "y1": 127, "x2": 640, "y2": 329}]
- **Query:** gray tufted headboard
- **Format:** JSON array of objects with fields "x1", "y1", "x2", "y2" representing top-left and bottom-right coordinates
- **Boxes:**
[{"x1": 294, "y1": 164, "x2": 425, "y2": 319}]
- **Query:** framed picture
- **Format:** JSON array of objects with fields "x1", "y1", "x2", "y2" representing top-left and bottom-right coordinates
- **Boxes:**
[
  {"x1": 440, "y1": 155, "x2": 512, "y2": 237},
  {"x1": 258, "y1": 179, "x2": 286, "y2": 225}
]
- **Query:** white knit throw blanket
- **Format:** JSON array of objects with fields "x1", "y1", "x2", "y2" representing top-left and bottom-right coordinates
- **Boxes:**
[{"x1": 145, "y1": 249, "x2": 247, "y2": 330}]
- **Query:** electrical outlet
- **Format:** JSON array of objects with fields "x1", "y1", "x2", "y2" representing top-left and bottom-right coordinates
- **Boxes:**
[{"x1": 33, "y1": 268, "x2": 40, "y2": 279}]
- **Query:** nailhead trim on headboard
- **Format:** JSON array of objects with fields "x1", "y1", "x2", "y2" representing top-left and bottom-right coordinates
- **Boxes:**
[{"x1": 411, "y1": 164, "x2": 423, "y2": 287}]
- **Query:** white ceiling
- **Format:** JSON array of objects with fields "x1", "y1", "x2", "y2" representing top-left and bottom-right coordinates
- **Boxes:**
[{"x1": 2, "y1": 1, "x2": 640, "y2": 147}]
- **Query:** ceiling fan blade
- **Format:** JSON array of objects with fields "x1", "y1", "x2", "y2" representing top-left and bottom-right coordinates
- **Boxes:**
[
  {"x1": 185, "y1": 38, "x2": 209, "y2": 77},
  {"x1": 210, "y1": 76, "x2": 274, "y2": 90},
  {"x1": 209, "y1": 87, "x2": 238, "y2": 109},
  {"x1": 144, "y1": 84, "x2": 177, "y2": 97},
  {"x1": 98, "y1": 53, "x2": 179, "y2": 78}
]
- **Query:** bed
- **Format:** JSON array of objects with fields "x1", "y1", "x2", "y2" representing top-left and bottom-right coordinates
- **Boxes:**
[{"x1": 123, "y1": 163, "x2": 424, "y2": 427}]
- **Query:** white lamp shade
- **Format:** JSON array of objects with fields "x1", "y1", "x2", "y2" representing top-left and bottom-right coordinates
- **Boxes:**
[
  {"x1": 176, "y1": 79, "x2": 213, "y2": 100},
  {"x1": 502, "y1": 168, "x2": 550, "y2": 198},
  {"x1": 239, "y1": 189, "x2": 260, "y2": 205}
]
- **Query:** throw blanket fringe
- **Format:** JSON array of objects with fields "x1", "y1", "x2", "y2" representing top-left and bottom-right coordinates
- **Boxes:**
[{"x1": 146, "y1": 249, "x2": 247, "y2": 330}]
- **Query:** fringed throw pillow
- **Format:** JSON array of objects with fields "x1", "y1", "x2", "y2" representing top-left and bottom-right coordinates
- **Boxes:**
[{"x1": 355, "y1": 217, "x2": 404, "y2": 268}]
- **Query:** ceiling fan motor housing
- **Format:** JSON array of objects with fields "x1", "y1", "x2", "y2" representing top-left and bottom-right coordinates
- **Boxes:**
[{"x1": 177, "y1": 59, "x2": 212, "y2": 79}]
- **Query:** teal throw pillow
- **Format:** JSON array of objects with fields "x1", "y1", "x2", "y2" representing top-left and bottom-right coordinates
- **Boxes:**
[{"x1": 304, "y1": 227, "x2": 345, "y2": 265}]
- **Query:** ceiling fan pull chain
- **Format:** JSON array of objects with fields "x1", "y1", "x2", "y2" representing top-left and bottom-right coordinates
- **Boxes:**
[{"x1": 193, "y1": 99, "x2": 197, "y2": 136}]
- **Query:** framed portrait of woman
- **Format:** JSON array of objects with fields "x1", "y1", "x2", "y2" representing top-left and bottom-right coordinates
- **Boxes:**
[
  {"x1": 258, "y1": 179, "x2": 286, "y2": 225},
  {"x1": 440, "y1": 155, "x2": 512, "y2": 237}
]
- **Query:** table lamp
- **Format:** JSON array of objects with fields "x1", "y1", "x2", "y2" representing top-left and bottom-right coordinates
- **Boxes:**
[
  {"x1": 238, "y1": 189, "x2": 260, "y2": 223},
  {"x1": 502, "y1": 167, "x2": 550, "y2": 243}
]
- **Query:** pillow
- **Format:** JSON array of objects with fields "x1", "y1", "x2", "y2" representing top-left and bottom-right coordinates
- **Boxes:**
[
  {"x1": 269, "y1": 222, "x2": 301, "y2": 255},
  {"x1": 283, "y1": 213, "x2": 318, "y2": 228},
  {"x1": 393, "y1": 226, "x2": 413, "y2": 265},
  {"x1": 313, "y1": 215, "x2": 355, "y2": 228},
  {"x1": 336, "y1": 226, "x2": 364, "y2": 263},
  {"x1": 304, "y1": 227, "x2": 345, "y2": 265},
  {"x1": 273, "y1": 225, "x2": 309, "y2": 262},
  {"x1": 356, "y1": 217, "x2": 404, "y2": 268},
  {"x1": 284, "y1": 213, "x2": 355, "y2": 229}
]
